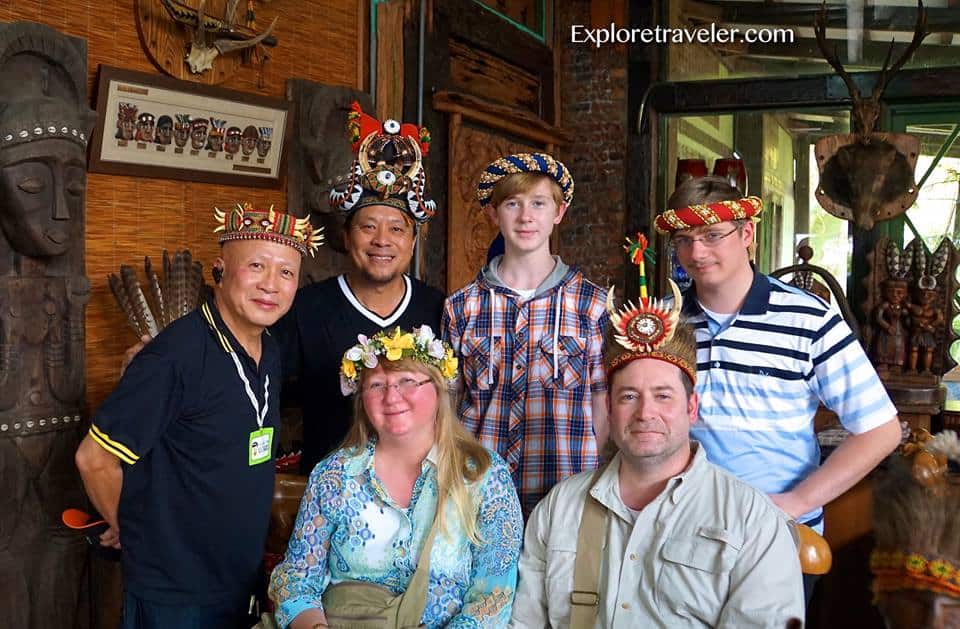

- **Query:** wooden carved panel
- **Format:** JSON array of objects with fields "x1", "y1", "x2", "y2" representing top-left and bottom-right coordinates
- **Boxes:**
[
  {"x1": 446, "y1": 120, "x2": 535, "y2": 293},
  {"x1": 449, "y1": 38, "x2": 540, "y2": 115},
  {"x1": 285, "y1": 79, "x2": 372, "y2": 282}
]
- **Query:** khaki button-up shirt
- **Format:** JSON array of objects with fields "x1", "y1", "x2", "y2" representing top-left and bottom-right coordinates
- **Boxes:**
[{"x1": 510, "y1": 443, "x2": 804, "y2": 628}]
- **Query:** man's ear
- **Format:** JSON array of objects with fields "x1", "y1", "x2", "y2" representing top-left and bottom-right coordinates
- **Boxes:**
[
  {"x1": 483, "y1": 204, "x2": 498, "y2": 224},
  {"x1": 741, "y1": 220, "x2": 756, "y2": 247},
  {"x1": 212, "y1": 257, "x2": 225, "y2": 284},
  {"x1": 687, "y1": 391, "x2": 699, "y2": 428},
  {"x1": 553, "y1": 202, "x2": 569, "y2": 224}
]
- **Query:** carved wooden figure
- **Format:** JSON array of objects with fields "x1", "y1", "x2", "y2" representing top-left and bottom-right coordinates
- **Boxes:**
[
  {"x1": 874, "y1": 279, "x2": 910, "y2": 371},
  {"x1": 285, "y1": 80, "x2": 372, "y2": 280},
  {"x1": 864, "y1": 237, "x2": 958, "y2": 385},
  {"x1": 0, "y1": 21, "x2": 96, "y2": 628}
]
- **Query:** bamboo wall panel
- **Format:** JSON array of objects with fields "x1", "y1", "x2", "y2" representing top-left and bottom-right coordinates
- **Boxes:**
[{"x1": 0, "y1": 1, "x2": 364, "y2": 413}]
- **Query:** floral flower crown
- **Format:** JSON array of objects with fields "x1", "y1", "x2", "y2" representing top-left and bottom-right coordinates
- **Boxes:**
[{"x1": 339, "y1": 325, "x2": 459, "y2": 395}]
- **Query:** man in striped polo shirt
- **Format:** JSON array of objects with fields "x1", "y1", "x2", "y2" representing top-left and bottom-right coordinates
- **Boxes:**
[{"x1": 656, "y1": 176, "x2": 901, "y2": 597}]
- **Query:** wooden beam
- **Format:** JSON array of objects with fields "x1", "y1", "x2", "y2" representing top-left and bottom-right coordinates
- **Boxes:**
[
  {"x1": 645, "y1": 66, "x2": 960, "y2": 115},
  {"x1": 697, "y1": 1, "x2": 960, "y2": 32},
  {"x1": 734, "y1": 38, "x2": 960, "y2": 68},
  {"x1": 376, "y1": 0, "x2": 405, "y2": 120},
  {"x1": 432, "y1": 90, "x2": 571, "y2": 147}
]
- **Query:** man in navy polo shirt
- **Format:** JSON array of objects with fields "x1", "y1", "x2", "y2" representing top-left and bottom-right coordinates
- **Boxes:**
[
  {"x1": 656, "y1": 176, "x2": 901, "y2": 598},
  {"x1": 75, "y1": 203, "x2": 322, "y2": 629}
]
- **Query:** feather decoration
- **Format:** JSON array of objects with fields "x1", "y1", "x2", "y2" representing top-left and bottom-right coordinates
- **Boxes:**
[
  {"x1": 909, "y1": 239, "x2": 927, "y2": 281},
  {"x1": 144, "y1": 256, "x2": 165, "y2": 328},
  {"x1": 162, "y1": 249, "x2": 173, "y2": 326},
  {"x1": 120, "y1": 265, "x2": 159, "y2": 338},
  {"x1": 172, "y1": 250, "x2": 192, "y2": 320},
  {"x1": 929, "y1": 239, "x2": 950, "y2": 278},
  {"x1": 885, "y1": 240, "x2": 911, "y2": 280},
  {"x1": 108, "y1": 249, "x2": 210, "y2": 339},
  {"x1": 108, "y1": 271, "x2": 148, "y2": 338}
]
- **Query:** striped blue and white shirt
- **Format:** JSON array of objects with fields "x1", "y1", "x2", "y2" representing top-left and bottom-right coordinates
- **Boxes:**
[{"x1": 682, "y1": 271, "x2": 896, "y2": 529}]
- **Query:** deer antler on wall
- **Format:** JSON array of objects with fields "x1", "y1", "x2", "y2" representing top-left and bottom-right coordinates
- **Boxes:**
[
  {"x1": 812, "y1": 0, "x2": 929, "y2": 230},
  {"x1": 154, "y1": 0, "x2": 278, "y2": 75}
]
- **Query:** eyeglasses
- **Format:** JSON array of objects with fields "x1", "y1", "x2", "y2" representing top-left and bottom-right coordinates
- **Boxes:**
[
  {"x1": 672, "y1": 227, "x2": 739, "y2": 249},
  {"x1": 362, "y1": 377, "x2": 432, "y2": 397}
]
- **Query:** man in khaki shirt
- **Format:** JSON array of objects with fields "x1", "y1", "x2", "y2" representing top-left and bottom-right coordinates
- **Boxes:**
[{"x1": 510, "y1": 281, "x2": 804, "y2": 628}]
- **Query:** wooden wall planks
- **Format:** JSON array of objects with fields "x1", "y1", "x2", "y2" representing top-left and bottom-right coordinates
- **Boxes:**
[{"x1": 0, "y1": 0, "x2": 364, "y2": 413}]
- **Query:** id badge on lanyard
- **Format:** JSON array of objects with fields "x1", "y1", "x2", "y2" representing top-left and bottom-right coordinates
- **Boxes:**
[{"x1": 229, "y1": 351, "x2": 273, "y2": 466}]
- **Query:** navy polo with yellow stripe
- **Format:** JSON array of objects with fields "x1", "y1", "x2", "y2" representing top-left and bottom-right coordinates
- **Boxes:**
[{"x1": 90, "y1": 298, "x2": 280, "y2": 606}]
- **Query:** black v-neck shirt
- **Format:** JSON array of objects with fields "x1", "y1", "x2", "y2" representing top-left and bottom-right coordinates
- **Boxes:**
[{"x1": 272, "y1": 274, "x2": 445, "y2": 472}]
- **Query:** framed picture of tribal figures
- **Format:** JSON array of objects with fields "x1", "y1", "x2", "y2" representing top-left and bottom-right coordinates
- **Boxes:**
[{"x1": 88, "y1": 65, "x2": 290, "y2": 188}]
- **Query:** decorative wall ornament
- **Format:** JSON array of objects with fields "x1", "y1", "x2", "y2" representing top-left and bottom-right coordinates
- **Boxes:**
[
  {"x1": 284, "y1": 79, "x2": 371, "y2": 281},
  {"x1": 89, "y1": 66, "x2": 289, "y2": 187},
  {"x1": 0, "y1": 20, "x2": 96, "y2": 628},
  {"x1": 136, "y1": 0, "x2": 279, "y2": 85},
  {"x1": 108, "y1": 250, "x2": 210, "y2": 339},
  {"x1": 812, "y1": 1, "x2": 929, "y2": 229}
]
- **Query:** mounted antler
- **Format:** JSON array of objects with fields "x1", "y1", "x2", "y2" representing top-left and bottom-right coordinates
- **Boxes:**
[
  {"x1": 814, "y1": 1, "x2": 928, "y2": 138},
  {"x1": 812, "y1": 0, "x2": 929, "y2": 229},
  {"x1": 159, "y1": 0, "x2": 279, "y2": 75}
]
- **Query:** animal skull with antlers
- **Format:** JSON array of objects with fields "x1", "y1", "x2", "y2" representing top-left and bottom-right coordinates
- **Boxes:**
[
  {"x1": 160, "y1": 0, "x2": 278, "y2": 75},
  {"x1": 813, "y1": 0, "x2": 929, "y2": 230}
]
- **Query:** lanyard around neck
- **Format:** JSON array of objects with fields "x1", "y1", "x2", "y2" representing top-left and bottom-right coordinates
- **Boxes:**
[{"x1": 228, "y1": 350, "x2": 269, "y2": 429}]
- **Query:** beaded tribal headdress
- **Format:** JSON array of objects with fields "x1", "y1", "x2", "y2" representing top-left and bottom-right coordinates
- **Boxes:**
[
  {"x1": 655, "y1": 196, "x2": 763, "y2": 234},
  {"x1": 329, "y1": 102, "x2": 435, "y2": 223},
  {"x1": 214, "y1": 202, "x2": 324, "y2": 257}
]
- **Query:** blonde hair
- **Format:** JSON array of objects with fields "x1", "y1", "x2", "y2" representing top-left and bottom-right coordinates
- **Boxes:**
[
  {"x1": 342, "y1": 358, "x2": 492, "y2": 544},
  {"x1": 489, "y1": 172, "x2": 564, "y2": 209},
  {"x1": 667, "y1": 175, "x2": 743, "y2": 209}
]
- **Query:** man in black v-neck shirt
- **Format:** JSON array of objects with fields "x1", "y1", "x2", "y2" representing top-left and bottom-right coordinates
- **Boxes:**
[
  {"x1": 274, "y1": 265, "x2": 443, "y2": 471},
  {"x1": 272, "y1": 105, "x2": 446, "y2": 473}
]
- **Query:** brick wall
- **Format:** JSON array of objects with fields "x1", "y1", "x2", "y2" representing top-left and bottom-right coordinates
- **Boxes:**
[{"x1": 555, "y1": 1, "x2": 629, "y2": 291}]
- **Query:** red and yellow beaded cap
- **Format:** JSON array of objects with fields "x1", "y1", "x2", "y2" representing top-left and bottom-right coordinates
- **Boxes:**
[
  {"x1": 214, "y1": 203, "x2": 324, "y2": 257},
  {"x1": 605, "y1": 233, "x2": 696, "y2": 384},
  {"x1": 654, "y1": 196, "x2": 763, "y2": 234}
]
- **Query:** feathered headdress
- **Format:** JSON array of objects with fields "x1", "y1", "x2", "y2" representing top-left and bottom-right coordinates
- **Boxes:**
[
  {"x1": 329, "y1": 101, "x2": 436, "y2": 223},
  {"x1": 871, "y1": 429, "x2": 960, "y2": 601},
  {"x1": 604, "y1": 233, "x2": 695, "y2": 383},
  {"x1": 214, "y1": 202, "x2": 324, "y2": 257}
]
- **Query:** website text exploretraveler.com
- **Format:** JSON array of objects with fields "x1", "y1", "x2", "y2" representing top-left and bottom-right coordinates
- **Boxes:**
[{"x1": 571, "y1": 23, "x2": 795, "y2": 48}]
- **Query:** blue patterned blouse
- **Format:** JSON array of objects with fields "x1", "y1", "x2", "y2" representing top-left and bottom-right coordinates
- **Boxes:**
[{"x1": 268, "y1": 441, "x2": 523, "y2": 628}]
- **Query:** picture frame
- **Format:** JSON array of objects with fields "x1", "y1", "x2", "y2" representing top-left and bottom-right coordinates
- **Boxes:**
[{"x1": 88, "y1": 65, "x2": 290, "y2": 188}]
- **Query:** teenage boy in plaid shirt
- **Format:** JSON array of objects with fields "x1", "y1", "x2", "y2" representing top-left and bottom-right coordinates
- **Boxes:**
[{"x1": 443, "y1": 153, "x2": 608, "y2": 517}]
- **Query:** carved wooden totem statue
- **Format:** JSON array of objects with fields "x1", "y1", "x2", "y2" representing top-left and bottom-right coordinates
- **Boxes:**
[
  {"x1": 285, "y1": 80, "x2": 372, "y2": 280},
  {"x1": 865, "y1": 237, "x2": 959, "y2": 385},
  {"x1": 0, "y1": 21, "x2": 96, "y2": 628}
]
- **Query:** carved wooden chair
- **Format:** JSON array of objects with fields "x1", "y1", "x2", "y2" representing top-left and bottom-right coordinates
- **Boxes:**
[{"x1": 770, "y1": 243, "x2": 859, "y2": 340}]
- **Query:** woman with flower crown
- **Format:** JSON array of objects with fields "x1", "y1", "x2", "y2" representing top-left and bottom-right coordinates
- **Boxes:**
[{"x1": 268, "y1": 324, "x2": 523, "y2": 629}]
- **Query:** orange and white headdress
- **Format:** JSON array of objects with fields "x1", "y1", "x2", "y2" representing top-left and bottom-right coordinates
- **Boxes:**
[
  {"x1": 329, "y1": 102, "x2": 435, "y2": 223},
  {"x1": 604, "y1": 233, "x2": 696, "y2": 383}
]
